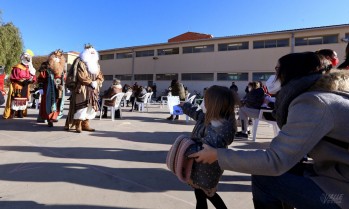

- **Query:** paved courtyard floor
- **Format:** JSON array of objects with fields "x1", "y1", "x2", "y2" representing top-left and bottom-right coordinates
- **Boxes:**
[{"x1": 0, "y1": 101, "x2": 275, "y2": 209}]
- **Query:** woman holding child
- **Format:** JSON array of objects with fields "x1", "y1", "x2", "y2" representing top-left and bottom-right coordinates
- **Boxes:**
[{"x1": 190, "y1": 52, "x2": 349, "y2": 208}]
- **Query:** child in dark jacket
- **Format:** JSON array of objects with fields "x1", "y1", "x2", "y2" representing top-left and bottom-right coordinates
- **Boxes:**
[{"x1": 179, "y1": 85, "x2": 237, "y2": 209}]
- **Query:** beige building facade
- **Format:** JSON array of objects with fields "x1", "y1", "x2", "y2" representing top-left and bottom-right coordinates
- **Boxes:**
[{"x1": 98, "y1": 24, "x2": 349, "y2": 97}]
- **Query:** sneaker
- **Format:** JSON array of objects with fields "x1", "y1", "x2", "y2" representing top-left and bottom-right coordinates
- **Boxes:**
[{"x1": 235, "y1": 131, "x2": 248, "y2": 139}]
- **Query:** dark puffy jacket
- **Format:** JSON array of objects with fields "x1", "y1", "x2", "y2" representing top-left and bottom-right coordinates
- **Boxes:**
[{"x1": 244, "y1": 88, "x2": 265, "y2": 109}]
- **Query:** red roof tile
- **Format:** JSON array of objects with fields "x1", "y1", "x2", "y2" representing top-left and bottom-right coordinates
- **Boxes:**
[{"x1": 168, "y1": 32, "x2": 213, "y2": 43}]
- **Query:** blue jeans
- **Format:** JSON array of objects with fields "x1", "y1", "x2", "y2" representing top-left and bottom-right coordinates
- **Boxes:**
[{"x1": 252, "y1": 171, "x2": 341, "y2": 209}]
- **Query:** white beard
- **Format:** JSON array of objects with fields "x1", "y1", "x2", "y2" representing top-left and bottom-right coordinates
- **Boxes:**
[
  {"x1": 86, "y1": 62, "x2": 100, "y2": 75},
  {"x1": 80, "y1": 48, "x2": 100, "y2": 75}
]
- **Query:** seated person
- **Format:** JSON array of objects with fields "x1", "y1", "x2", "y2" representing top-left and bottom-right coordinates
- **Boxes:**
[
  {"x1": 101, "y1": 79, "x2": 122, "y2": 118},
  {"x1": 129, "y1": 86, "x2": 147, "y2": 111}
]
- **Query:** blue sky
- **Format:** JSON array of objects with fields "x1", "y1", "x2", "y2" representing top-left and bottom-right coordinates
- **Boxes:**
[{"x1": 1, "y1": 0, "x2": 349, "y2": 56}]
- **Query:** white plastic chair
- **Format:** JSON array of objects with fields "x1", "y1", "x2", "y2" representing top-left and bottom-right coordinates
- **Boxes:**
[
  {"x1": 185, "y1": 93, "x2": 191, "y2": 101},
  {"x1": 185, "y1": 95, "x2": 197, "y2": 122},
  {"x1": 100, "y1": 92, "x2": 125, "y2": 121},
  {"x1": 147, "y1": 92, "x2": 153, "y2": 104},
  {"x1": 134, "y1": 92, "x2": 151, "y2": 112},
  {"x1": 34, "y1": 90, "x2": 42, "y2": 109},
  {"x1": 167, "y1": 96, "x2": 180, "y2": 114},
  {"x1": 160, "y1": 96, "x2": 168, "y2": 108},
  {"x1": 123, "y1": 91, "x2": 133, "y2": 107},
  {"x1": 252, "y1": 109, "x2": 280, "y2": 142}
]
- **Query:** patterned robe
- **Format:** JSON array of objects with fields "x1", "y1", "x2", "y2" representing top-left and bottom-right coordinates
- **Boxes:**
[
  {"x1": 37, "y1": 67, "x2": 65, "y2": 122},
  {"x1": 3, "y1": 64, "x2": 36, "y2": 119},
  {"x1": 65, "y1": 58, "x2": 104, "y2": 127}
]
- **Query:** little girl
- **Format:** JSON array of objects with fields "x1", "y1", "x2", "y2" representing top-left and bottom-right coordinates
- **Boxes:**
[{"x1": 179, "y1": 85, "x2": 236, "y2": 209}]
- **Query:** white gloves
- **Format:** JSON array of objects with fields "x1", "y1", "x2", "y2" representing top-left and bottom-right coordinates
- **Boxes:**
[
  {"x1": 35, "y1": 89, "x2": 44, "y2": 95},
  {"x1": 29, "y1": 63, "x2": 36, "y2": 76},
  {"x1": 91, "y1": 81, "x2": 98, "y2": 89}
]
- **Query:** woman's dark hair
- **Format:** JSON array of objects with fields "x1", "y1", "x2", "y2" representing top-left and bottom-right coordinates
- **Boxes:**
[
  {"x1": 338, "y1": 43, "x2": 349, "y2": 69},
  {"x1": 204, "y1": 85, "x2": 236, "y2": 125},
  {"x1": 315, "y1": 49, "x2": 335, "y2": 58},
  {"x1": 171, "y1": 79, "x2": 178, "y2": 86},
  {"x1": 276, "y1": 52, "x2": 321, "y2": 86}
]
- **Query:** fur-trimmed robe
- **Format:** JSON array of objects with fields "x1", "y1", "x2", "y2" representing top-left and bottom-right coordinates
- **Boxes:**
[{"x1": 65, "y1": 57, "x2": 104, "y2": 128}]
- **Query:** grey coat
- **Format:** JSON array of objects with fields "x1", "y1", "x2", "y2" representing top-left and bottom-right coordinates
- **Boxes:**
[{"x1": 217, "y1": 70, "x2": 349, "y2": 206}]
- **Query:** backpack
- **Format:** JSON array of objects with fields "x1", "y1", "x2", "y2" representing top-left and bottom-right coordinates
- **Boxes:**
[{"x1": 65, "y1": 57, "x2": 80, "y2": 91}]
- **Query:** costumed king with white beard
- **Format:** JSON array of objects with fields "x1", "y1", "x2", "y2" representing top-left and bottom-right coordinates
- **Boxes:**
[
  {"x1": 65, "y1": 44, "x2": 104, "y2": 133},
  {"x1": 3, "y1": 49, "x2": 37, "y2": 119}
]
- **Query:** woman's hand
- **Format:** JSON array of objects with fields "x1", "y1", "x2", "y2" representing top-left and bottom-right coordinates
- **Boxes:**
[{"x1": 188, "y1": 144, "x2": 218, "y2": 164}]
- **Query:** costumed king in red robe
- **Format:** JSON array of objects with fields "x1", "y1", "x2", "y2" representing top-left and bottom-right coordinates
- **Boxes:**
[{"x1": 3, "y1": 49, "x2": 37, "y2": 119}]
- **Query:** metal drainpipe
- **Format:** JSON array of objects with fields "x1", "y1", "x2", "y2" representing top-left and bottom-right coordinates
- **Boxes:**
[
  {"x1": 291, "y1": 32, "x2": 295, "y2": 53},
  {"x1": 131, "y1": 49, "x2": 135, "y2": 82}
]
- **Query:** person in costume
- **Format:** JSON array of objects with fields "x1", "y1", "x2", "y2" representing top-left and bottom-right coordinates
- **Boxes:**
[
  {"x1": 37, "y1": 49, "x2": 66, "y2": 127},
  {"x1": 3, "y1": 49, "x2": 37, "y2": 119},
  {"x1": 64, "y1": 44, "x2": 104, "y2": 133}
]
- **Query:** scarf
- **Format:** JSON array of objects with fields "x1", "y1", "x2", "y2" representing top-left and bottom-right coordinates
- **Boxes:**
[
  {"x1": 46, "y1": 70, "x2": 57, "y2": 114},
  {"x1": 273, "y1": 73, "x2": 322, "y2": 128}
]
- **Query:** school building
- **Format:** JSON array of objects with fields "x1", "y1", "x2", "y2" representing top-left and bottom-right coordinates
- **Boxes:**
[{"x1": 98, "y1": 24, "x2": 349, "y2": 97}]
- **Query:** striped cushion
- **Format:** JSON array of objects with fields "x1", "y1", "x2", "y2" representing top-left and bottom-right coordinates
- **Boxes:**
[{"x1": 166, "y1": 135, "x2": 195, "y2": 183}]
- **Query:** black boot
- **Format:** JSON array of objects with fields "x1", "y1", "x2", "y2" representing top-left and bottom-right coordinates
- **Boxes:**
[
  {"x1": 174, "y1": 115, "x2": 179, "y2": 120},
  {"x1": 115, "y1": 109, "x2": 121, "y2": 118},
  {"x1": 18, "y1": 110, "x2": 23, "y2": 118},
  {"x1": 166, "y1": 115, "x2": 174, "y2": 120},
  {"x1": 102, "y1": 107, "x2": 108, "y2": 118}
]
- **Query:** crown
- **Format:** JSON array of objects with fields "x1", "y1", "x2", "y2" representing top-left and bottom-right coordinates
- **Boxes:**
[
  {"x1": 84, "y1": 43, "x2": 93, "y2": 49},
  {"x1": 54, "y1": 49, "x2": 63, "y2": 56}
]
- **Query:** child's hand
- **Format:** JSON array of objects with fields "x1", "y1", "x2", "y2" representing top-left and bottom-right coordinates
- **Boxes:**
[
  {"x1": 178, "y1": 102, "x2": 185, "y2": 107},
  {"x1": 188, "y1": 144, "x2": 218, "y2": 164}
]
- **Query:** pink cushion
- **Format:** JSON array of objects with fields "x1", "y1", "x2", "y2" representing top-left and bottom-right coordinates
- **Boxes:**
[{"x1": 166, "y1": 135, "x2": 195, "y2": 183}]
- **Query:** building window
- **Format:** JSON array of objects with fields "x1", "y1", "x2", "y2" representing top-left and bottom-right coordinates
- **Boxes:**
[
  {"x1": 103, "y1": 75, "x2": 114, "y2": 80},
  {"x1": 253, "y1": 39, "x2": 289, "y2": 49},
  {"x1": 134, "y1": 74, "x2": 153, "y2": 80},
  {"x1": 218, "y1": 42, "x2": 249, "y2": 51},
  {"x1": 156, "y1": 73, "x2": 178, "y2": 81},
  {"x1": 100, "y1": 54, "x2": 114, "y2": 60},
  {"x1": 115, "y1": 74, "x2": 132, "y2": 81},
  {"x1": 252, "y1": 72, "x2": 274, "y2": 81},
  {"x1": 158, "y1": 48, "x2": 179, "y2": 56},
  {"x1": 217, "y1": 73, "x2": 248, "y2": 81},
  {"x1": 183, "y1": 44, "x2": 214, "y2": 54},
  {"x1": 182, "y1": 73, "x2": 214, "y2": 81},
  {"x1": 116, "y1": 52, "x2": 133, "y2": 59},
  {"x1": 346, "y1": 33, "x2": 349, "y2": 39},
  {"x1": 295, "y1": 34, "x2": 338, "y2": 46},
  {"x1": 136, "y1": 50, "x2": 154, "y2": 57}
]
